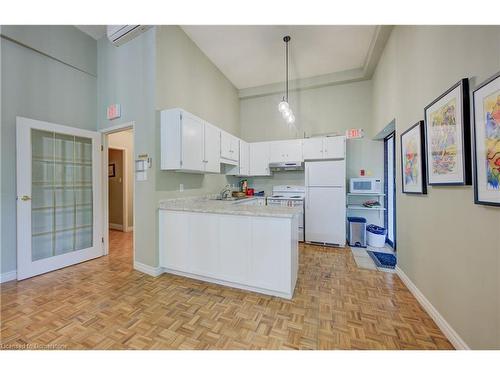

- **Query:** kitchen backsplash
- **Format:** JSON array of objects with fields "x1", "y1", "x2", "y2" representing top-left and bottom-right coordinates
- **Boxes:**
[{"x1": 246, "y1": 171, "x2": 305, "y2": 195}]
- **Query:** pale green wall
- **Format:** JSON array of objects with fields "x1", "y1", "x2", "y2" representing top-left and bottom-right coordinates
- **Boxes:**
[
  {"x1": 372, "y1": 25, "x2": 500, "y2": 349},
  {"x1": 97, "y1": 27, "x2": 157, "y2": 267},
  {"x1": 240, "y1": 80, "x2": 384, "y2": 199},
  {"x1": 97, "y1": 26, "x2": 240, "y2": 267},
  {"x1": 155, "y1": 25, "x2": 240, "y2": 200},
  {"x1": 1, "y1": 26, "x2": 97, "y2": 275}
]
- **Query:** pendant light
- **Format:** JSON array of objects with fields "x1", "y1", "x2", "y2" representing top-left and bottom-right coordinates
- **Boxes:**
[{"x1": 278, "y1": 35, "x2": 295, "y2": 125}]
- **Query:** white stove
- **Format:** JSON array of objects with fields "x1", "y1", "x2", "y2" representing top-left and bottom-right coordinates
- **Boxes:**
[{"x1": 267, "y1": 186, "x2": 305, "y2": 241}]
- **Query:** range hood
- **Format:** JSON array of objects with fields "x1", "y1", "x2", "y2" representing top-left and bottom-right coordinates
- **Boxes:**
[{"x1": 269, "y1": 161, "x2": 304, "y2": 171}]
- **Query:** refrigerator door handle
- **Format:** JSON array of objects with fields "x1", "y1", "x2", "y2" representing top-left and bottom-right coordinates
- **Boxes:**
[{"x1": 305, "y1": 166, "x2": 310, "y2": 209}]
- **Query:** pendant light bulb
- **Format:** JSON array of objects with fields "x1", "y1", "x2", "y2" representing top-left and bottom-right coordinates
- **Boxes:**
[
  {"x1": 282, "y1": 107, "x2": 292, "y2": 119},
  {"x1": 286, "y1": 113, "x2": 295, "y2": 124},
  {"x1": 278, "y1": 100, "x2": 289, "y2": 113}
]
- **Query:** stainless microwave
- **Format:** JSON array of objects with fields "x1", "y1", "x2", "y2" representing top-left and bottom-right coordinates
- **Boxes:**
[{"x1": 350, "y1": 178, "x2": 382, "y2": 194}]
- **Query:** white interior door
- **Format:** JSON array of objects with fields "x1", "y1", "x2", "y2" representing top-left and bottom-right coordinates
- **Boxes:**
[{"x1": 16, "y1": 117, "x2": 103, "y2": 280}]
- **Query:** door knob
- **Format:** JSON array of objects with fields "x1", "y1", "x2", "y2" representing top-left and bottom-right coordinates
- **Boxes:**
[{"x1": 19, "y1": 195, "x2": 31, "y2": 201}]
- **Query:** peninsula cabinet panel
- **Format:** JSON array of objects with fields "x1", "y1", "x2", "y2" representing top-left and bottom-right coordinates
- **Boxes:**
[
  {"x1": 159, "y1": 210, "x2": 190, "y2": 271},
  {"x1": 248, "y1": 217, "x2": 289, "y2": 293},
  {"x1": 189, "y1": 213, "x2": 220, "y2": 277},
  {"x1": 218, "y1": 215, "x2": 251, "y2": 283},
  {"x1": 159, "y1": 209, "x2": 298, "y2": 299}
]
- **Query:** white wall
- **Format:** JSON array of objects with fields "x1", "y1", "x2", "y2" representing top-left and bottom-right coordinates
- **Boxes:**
[
  {"x1": 108, "y1": 130, "x2": 134, "y2": 230},
  {"x1": 372, "y1": 25, "x2": 500, "y2": 349}
]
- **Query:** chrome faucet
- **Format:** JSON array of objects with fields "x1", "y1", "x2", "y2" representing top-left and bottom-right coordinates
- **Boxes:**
[{"x1": 219, "y1": 184, "x2": 232, "y2": 200}]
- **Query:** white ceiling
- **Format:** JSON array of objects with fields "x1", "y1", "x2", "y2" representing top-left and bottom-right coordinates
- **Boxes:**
[
  {"x1": 181, "y1": 25, "x2": 377, "y2": 89},
  {"x1": 75, "y1": 25, "x2": 106, "y2": 40}
]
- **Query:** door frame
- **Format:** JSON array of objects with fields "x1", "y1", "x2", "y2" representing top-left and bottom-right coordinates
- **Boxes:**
[
  {"x1": 99, "y1": 122, "x2": 135, "y2": 257},
  {"x1": 108, "y1": 147, "x2": 128, "y2": 232},
  {"x1": 16, "y1": 116, "x2": 103, "y2": 280},
  {"x1": 383, "y1": 131, "x2": 396, "y2": 249}
]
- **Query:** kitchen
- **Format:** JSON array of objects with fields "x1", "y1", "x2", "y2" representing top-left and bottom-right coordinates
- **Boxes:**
[
  {"x1": 159, "y1": 108, "x2": 347, "y2": 298},
  {"x1": 3, "y1": 17, "x2": 498, "y2": 356}
]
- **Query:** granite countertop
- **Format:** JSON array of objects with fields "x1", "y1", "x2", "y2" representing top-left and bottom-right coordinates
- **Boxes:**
[{"x1": 158, "y1": 195, "x2": 300, "y2": 218}]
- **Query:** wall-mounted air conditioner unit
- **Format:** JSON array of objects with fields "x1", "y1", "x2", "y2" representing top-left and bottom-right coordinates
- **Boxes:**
[{"x1": 106, "y1": 25, "x2": 152, "y2": 46}]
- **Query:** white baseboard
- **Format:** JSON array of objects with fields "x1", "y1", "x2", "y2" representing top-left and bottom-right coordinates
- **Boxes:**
[
  {"x1": 109, "y1": 223, "x2": 123, "y2": 231},
  {"x1": 133, "y1": 261, "x2": 162, "y2": 277},
  {"x1": 395, "y1": 266, "x2": 470, "y2": 350},
  {"x1": 0, "y1": 270, "x2": 17, "y2": 283},
  {"x1": 125, "y1": 226, "x2": 134, "y2": 232}
]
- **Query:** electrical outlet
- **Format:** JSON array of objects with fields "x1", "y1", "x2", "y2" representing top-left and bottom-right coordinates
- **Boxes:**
[{"x1": 179, "y1": 184, "x2": 184, "y2": 192}]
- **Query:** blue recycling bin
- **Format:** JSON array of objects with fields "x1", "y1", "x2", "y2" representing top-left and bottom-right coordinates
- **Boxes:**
[{"x1": 347, "y1": 217, "x2": 367, "y2": 248}]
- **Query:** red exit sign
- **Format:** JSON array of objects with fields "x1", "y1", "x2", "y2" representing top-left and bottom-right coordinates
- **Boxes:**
[
  {"x1": 346, "y1": 128, "x2": 364, "y2": 139},
  {"x1": 107, "y1": 104, "x2": 121, "y2": 120}
]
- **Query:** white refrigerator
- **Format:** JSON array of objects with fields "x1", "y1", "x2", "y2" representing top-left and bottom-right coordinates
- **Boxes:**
[{"x1": 305, "y1": 160, "x2": 346, "y2": 247}]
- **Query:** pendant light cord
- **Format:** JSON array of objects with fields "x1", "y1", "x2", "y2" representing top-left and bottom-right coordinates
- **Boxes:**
[
  {"x1": 284, "y1": 35, "x2": 290, "y2": 102},
  {"x1": 285, "y1": 37, "x2": 288, "y2": 102}
]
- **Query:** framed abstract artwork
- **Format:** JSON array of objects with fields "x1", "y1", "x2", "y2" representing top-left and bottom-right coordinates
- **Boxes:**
[
  {"x1": 424, "y1": 78, "x2": 472, "y2": 185},
  {"x1": 401, "y1": 121, "x2": 427, "y2": 194},
  {"x1": 472, "y1": 72, "x2": 500, "y2": 206}
]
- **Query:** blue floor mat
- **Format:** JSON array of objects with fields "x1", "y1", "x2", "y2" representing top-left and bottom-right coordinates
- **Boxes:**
[{"x1": 367, "y1": 251, "x2": 397, "y2": 269}]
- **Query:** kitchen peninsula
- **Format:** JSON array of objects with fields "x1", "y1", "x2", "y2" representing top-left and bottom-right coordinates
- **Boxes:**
[{"x1": 158, "y1": 196, "x2": 300, "y2": 298}]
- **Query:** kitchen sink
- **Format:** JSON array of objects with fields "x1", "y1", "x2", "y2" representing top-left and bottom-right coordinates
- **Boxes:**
[{"x1": 210, "y1": 196, "x2": 248, "y2": 201}]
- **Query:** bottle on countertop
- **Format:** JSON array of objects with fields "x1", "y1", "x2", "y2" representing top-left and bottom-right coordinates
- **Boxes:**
[{"x1": 240, "y1": 179, "x2": 248, "y2": 193}]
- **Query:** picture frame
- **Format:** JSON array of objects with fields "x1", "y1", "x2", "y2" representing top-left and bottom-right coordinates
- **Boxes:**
[
  {"x1": 400, "y1": 121, "x2": 427, "y2": 194},
  {"x1": 108, "y1": 163, "x2": 116, "y2": 178},
  {"x1": 472, "y1": 72, "x2": 500, "y2": 206},
  {"x1": 424, "y1": 78, "x2": 472, "y2": 185}
]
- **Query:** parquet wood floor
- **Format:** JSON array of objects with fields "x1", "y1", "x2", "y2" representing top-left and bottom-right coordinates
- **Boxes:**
[{"x1": 0, "y1": 230, "x2": 453, "y2": 350}]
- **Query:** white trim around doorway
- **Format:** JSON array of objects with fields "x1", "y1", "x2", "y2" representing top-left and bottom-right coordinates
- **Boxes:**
[{"x1": 99, "y1": 122, "x2": 135, "y2": 260}]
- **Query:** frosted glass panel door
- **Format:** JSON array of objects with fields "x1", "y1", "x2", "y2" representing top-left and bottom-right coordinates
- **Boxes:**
[{"x1": 17, "y1": 117, "x2": 102, "y2": 280}]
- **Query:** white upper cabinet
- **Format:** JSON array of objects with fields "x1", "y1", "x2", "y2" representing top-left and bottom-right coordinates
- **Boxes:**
[
  {"x1": 303, "y1": 136, "x2": 345, "y2": 160},
  {"x1": 203, "y1": 122, "x2": 221, "y2": 173},
  {"x1": 220, "y1": 130, "x2": 239, "y2": 163},
  {"x1": 303, "y1": 137, "x2": 324, "y2": 160},
  {"x1": 239, "y1": 140, "x2": 250, "y2": 176},
  {"x1": 161, "y1": 108, "x2": 220, "y2": 173},
  {"x1": 269, "y1": 139, "x2": 303, "y2": 163},
  {"x1": 181, "y1": 113, "x2": 205, "y2": 171},
  {"x1": 323, "y1": 136, "x2": 345, "y2": 159},
  {"x1": 249, "y1": 142, "x2": 271, "y2": 176}
]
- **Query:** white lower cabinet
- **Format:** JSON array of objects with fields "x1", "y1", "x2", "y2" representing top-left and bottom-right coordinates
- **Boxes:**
[{"x1": 159, "y1": 209, "x2": 298, "y2": 299}]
